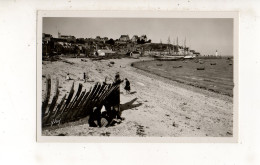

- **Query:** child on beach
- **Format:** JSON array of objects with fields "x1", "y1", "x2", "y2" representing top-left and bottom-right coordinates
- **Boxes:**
[{"x1": 83, "y1": 72, "x2": 86, "y2": 82}]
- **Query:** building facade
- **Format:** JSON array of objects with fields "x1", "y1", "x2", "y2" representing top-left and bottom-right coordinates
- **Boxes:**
[{"x1": 119, "y1": 35, "x2": 130, "y2": 42}]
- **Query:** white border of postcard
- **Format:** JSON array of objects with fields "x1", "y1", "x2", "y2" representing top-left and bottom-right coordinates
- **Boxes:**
[{"x1": 37, "y1": 10, "x2": 239, "y2": 143}]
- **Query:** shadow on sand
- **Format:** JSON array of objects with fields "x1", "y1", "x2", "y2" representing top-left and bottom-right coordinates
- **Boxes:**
[
  {"x1": 130, "y1": 91, "x2": 137, "y2": 94},
  {"x1": 120, "y1": 98, "x2": 143, "y2": 111}
]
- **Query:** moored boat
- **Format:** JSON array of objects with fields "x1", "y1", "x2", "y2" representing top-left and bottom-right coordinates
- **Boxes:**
[{"x1": 154, "y1": 55, "x2": 184, "y2": 61}]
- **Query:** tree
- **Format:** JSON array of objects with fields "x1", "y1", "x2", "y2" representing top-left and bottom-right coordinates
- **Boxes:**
[
  {"x1": 137, "y1": 39, "x2": 145, "y2": 44},
  {"x1": 76, "y1": 38, "x2": 85, "y2": 44},
  {"x1": 105, "y1": 38, "x2": 115, "y2": 45}
]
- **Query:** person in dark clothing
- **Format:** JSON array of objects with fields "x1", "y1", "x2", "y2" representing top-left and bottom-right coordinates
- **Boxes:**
[
  {"x1": 113, "y1": 72, "x2": 124, "y2": 85},
  {"x1": 111, "y1": 72, "x2": 124, "y2": 121},
  {"x1": 124, "y1": 78, "x2": 131, "y2": 94},
  {"x1": 88, "y1": 107, "x2": 102, "y2": 127},
  {"x1": 83, "y1": 72, "x2": 86, "y2": 83},
  {"x1": 101, "y1": 101, "x2": 123, "y2": 127}
]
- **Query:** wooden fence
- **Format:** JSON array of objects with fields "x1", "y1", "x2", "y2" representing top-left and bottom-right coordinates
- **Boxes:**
[{"x1": 41, "y1": 76, "x2": 120, "y2": 127}]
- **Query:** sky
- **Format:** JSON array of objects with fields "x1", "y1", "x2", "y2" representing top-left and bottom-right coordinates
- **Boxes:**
[{"x1": 43, "y1": 17, "x2": 233, "y2": 56}]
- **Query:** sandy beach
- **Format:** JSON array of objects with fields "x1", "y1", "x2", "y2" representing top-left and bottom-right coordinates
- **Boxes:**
[{"x1": 42, "y1": 57, "x2": 233, "y2": 137}]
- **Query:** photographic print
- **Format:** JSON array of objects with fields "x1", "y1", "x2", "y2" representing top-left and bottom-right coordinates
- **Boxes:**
[{"x1": 37, "y1": 11, "x2": 238, "y2": 142}]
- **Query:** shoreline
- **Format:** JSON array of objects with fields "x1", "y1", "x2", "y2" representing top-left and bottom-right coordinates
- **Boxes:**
[
  {"x1": 131, "y1": 61, "x2": 232, "y2": 103},
  {"x1": 131, "y1": 58, "x2": 233, "y2": 97}
]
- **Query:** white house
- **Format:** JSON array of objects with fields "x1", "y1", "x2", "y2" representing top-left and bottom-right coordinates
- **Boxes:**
[
  {"x1": 97, "y1": 49, "x2": 115, "y2": 56},
  {"x1": 130, "y1": 51, "x2": 141, "y2": 58}
]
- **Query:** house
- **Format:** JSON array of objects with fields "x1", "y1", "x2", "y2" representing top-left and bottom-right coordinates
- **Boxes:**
[
  {"x1": 119, "y1": 35, "x2": 130, "y2": 42},
  {"x1": 57, "y1": 41, "x2": 72, "y2": 48},
  {"x1": 95, "y1": 36, "x2": 101, "y2": 41},
  {"x1": 73, "y1": 43, "x2": 86, "y2": 51},
  {"x1": 130, "y1": 51, "x2": 141, "y2": 58},
  {"x1": 58, "y1": 34, "x2": 76, "y2": 43},
  {"x1": 96, "y1": 49, "x2": 115, "y2": 56},
  {"x1": 100, "y1": 37, "x2": 109, "y2": 43},
  {"x1": 131, "y1": 35, "x2": 139, "y2": 42}
]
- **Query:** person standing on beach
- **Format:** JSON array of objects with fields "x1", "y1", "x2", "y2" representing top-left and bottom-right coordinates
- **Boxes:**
[
  {"x1": 124, "y1": 78, "x2": 131, "y2": 94},
  {"x1": 112, "y1": 72, "x2": 124, "y2": 120},
  {"x1": 83, "y1": 72, "x2": 86, "y2": 83},
  {"x1": 113, "y1": 72, "x2": 123, "y2": 85}
]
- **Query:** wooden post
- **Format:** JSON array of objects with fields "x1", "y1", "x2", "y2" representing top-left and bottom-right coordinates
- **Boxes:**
[
  {"x1": 63, "y1": 83, "x2": 83, "y2": 121},
  {"x1": 74, "y1": 88, "x2": 92, "y2": 119},
  {"x1": 41, "y1": 75, "x2": 51, "y2": 126},
  {"x1": 44, "y1": 78, "x2": 60, "y2": 125},
  {"x1": 59, "y1": 82, "x2": 75, "y2": 123},
  {"x1": 41, "y1": 80, "x2": 121, "y2": 127},
  {"x1": 70, "y1": 89, "x2": 86, "y2": 120}
]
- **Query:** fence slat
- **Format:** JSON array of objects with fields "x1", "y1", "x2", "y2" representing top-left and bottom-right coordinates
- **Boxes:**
[
  {"x1": 44, "y1": 79, "x2": 60, "y2": 125},
  {"x1": 93, "y1": 84, "x2": 107, "y2": 103},
  {"x1": 83, "y1": 83, "x2": 104, "y2": 115},
  {"x1": 97, "y1": 84, "x2": 113, "y2": 104},
  {"x1": 59, "y1": 82, "x2": 75, "y2": 123},
  {"x1": 79, "y1": 83, "x2": 100, "y2": 116},
  {"x1": 100, "y1": 85, "x2": 117, "y2": 104},
  {"x1": 87, "y1": 84, "x2": 107, "y2": 110},
  {"x1": 52, "y1": 94, "x2": 66, "y2": 122},
  {"x1": 64, "y1": 84, "x2": 83, "y2": 121},
  {"x1": 42, "y1": 75, "x2": 51, "y2": 120},
  {"x1": 69, "y1": 90, "x2": 86, "y2": 120},
  {"x1": 62, "y1": 83, "x2": 83, "y2": 122},
  {"x1": 42, "y1": 77, "x2": 121, "y2": 128},
  {"x1": 43, "y1": 91, "x2": 60, "y2": 125},
  {"x1": 73, "y1": 89, "x2": 91, "y2": 119}
]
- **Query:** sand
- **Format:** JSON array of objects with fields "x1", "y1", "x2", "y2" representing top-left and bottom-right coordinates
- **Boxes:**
[{"x1": 42, "y1": 57, "x2": 233, "y2": 137}]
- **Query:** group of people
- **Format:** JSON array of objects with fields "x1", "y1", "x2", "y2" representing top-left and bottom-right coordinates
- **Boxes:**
[
  {"x1": 88, "y1": 72, "x2": 131, "y2": 127},
  {"x1": 114, "y1": 72, "x2": 131, "y2": 94},
  {"x1": 65, "y1": 71, "x2": 131, "y2": 127},
  {"x1": 88, "y1": 101, "x2": 123, "y2": 127}
]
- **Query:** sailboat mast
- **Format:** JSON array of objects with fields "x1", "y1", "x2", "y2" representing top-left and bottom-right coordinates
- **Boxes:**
[
  {"x1": 176, "y1": 37, "x2": 179, "y2": 55},
  {"x1": 184, "y1": 37, "x2": 186, "y2": 55},
  {"x1": 167, "y1": 36, "x2": 171, "y2": 55}
]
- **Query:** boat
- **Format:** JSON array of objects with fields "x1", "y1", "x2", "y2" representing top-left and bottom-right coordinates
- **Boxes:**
[
  {"x1": 154, "y1": 37, "x2": 197, "y2": 61},
  {"x1": 184, "y1": 55, "x2": 196, "y2": 59},
  {"x1": 154, "y1": 37, "x2": 185, "y2": 61},
  {"x1": 154, "y1": 55, "x2": 184, "y2": 61}
]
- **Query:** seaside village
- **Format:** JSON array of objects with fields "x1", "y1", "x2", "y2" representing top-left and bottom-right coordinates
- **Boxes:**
[
  {"x1": 42, "y1": 32, "x2": 202, "y2": 59},
  {"x1": 42, "y1": 33, "x2": 209, "y2": 129}
]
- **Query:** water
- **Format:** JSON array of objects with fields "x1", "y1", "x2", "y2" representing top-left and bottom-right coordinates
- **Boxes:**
[{"x1": 133, "y1": 58, "x2": 233, "y2": 96}]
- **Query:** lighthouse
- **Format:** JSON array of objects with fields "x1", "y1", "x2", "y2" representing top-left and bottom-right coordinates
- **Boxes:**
[{"x1": 215, "y1": 50, "x2": 218, "y2": 56}]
